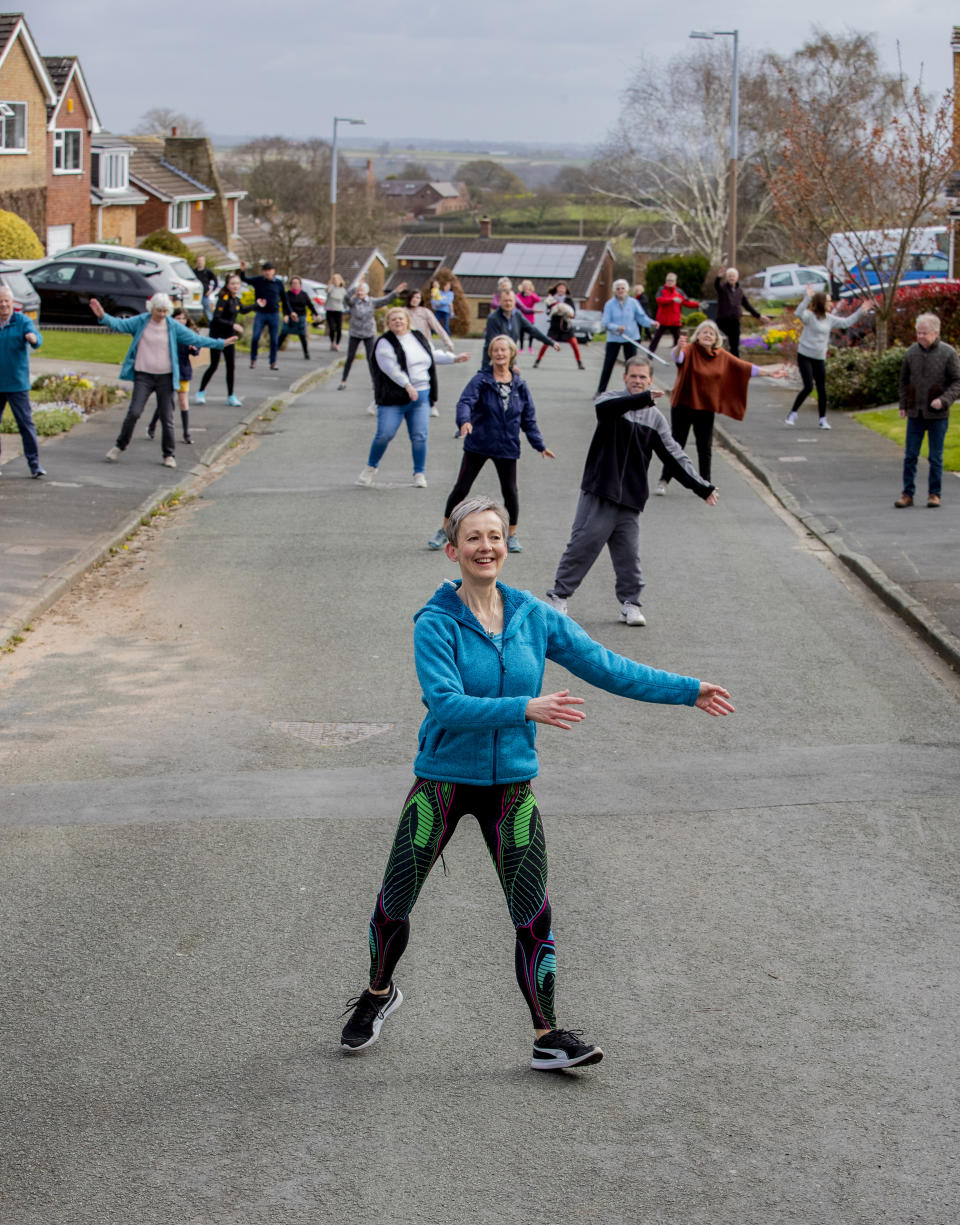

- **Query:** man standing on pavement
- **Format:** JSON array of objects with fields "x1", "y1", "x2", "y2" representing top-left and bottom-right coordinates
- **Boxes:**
[
  {"x1": 545, "y1": 357, "x2": 717, "y2": 626},
  {"x1": 193, "y1": 254, "x2": 218, "y2": 323},
  {"x1": 481, "y1": 289, "x2": 558, "y2": 370},
  {"x1": 895, "y1": 312, "x2": 960, "y2": 509},
  {"x1": 0, "y1": 286, "x2": 45, "y2": 479},
  {"x1": 714, "y1": 267, "x2": 769, "y2": 358},
  {"x1": 239, "y1": 261, "x2": 288, "y2": 371}
]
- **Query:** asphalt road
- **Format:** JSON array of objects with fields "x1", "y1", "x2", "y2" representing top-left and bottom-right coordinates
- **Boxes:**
[{"x1": 2, "y1": 341, "x2": 959, "y2": 1224}]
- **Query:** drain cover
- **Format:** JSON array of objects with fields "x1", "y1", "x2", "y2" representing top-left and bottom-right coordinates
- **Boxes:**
[{"x1": 270, "y1": 720, "x2": 395, "y2": 747}]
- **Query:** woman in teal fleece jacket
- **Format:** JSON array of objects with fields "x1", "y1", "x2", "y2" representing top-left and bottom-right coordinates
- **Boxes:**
[{"x1": 340, "y1": 496, "x2": 733, "y2": 1071}]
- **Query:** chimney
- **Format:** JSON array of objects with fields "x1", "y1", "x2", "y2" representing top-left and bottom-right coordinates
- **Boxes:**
[
  {"x1": 171, "y1": 126, "x2": 179, "y2": 138},
  {"x1": 479, "y1": 216, "x2": 492, "y2": 239}
]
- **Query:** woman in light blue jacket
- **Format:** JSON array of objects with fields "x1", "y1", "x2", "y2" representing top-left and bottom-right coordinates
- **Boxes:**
[
  {"x1": 597, "y1": 279, "x2": 656, "y2": 394},
  {"x1": 340, "y1": 495, "x2": 734, "y2": 1071},
  {"x1": 90, "y1": 293, "x2": 233, "y2": 467}
]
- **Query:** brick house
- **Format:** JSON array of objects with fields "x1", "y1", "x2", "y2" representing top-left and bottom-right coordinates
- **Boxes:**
[
  {"x1": 89, "y1": 132, "x2": 147, "y2": 246},
  {"x1": 383, "y1": 230, "x2": 615, "y2": 328},
  {"x1": 380, "y1": 180, "x2": 469, "y2": 220},
  {"x1": 43, "y1": 54, "x2": 101, "y2": 253},
  {"x1": 0, "y1": 12, "x2": 56, "y2": 240}
]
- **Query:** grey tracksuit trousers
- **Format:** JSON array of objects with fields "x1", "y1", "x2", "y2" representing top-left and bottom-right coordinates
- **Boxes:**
[{"x1": 548, "y1": 490, "x2": 644, "y2": 607}]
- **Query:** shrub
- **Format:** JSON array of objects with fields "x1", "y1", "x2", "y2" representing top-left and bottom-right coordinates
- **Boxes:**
[
  {"x1": 887, "y1": 283, "x2": 960, "y2": 348},
  {"x1": 645, "y1": 254, "x2": 711, "y2": 303},
  {"x1": 684, "y1": 310, "x2": 707, "y2": 327},
  {"x1": 139, "y1": 228, "x2": 192, "y2": 259},
  {"x1": 2, "y1": 401, "x2": 85, "y2": 436},
  {"x1": 864, "y1": 344, "x2": 906, "y2": 405},
  {"x1": 825, "y1": 344, "x2": 906, "y2": 408},
  {"x1": 30, "y1": 373, "x2": 125, "y2": 411},
  {"x1": 0, "y1": 209, "x2": 44, "y2": 259}
]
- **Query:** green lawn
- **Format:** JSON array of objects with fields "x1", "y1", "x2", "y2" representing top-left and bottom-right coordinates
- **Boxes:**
[
  {"x1": 37, "y1": 331, "x2": 129, "y2": 364},
  {"x1": 854, "y1": 408, "x2": 960, "y2": 470}
]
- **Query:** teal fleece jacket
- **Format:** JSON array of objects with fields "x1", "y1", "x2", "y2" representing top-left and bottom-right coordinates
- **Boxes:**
[
  {"x1": 412, "y1": 580, "x2": 700, "y2": 785},
  {"x1": 97, "y1": 311, "x2": 226, "y2": 380}
]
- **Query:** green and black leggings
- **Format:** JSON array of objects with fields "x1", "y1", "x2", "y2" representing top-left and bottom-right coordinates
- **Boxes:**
[{"x1": 368, "y1": 778, "x2": 557, "y2": 1029}]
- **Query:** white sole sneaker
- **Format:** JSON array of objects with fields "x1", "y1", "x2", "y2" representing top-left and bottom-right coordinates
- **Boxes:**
[
  {"x1": 340, "y1": 986, "x2": 403, "y2": 1053},
  {"x1": 655, "y1": 483, "x2": 667, "y2": 496},
  {"x1": 413, "y1": 473, "x2": 427, "y2": 488},
  {"x1": 544, "y1": 593, "x2": 567, "y2": 614},
  {"x1": 105, "y1": 447, "x2": 122, "y2": 462},
  {"x1": 355, "y1": 466, "x2": 377, "y2": 486},
  {"x1": 620, "y1": 604, "x2": 646, "y2": 626}
]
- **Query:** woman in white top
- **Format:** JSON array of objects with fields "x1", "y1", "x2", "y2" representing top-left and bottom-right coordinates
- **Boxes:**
[
  {"x1": 356, "y1": 307, "x2": 469, "y2": 487},
  {"x1": 404, "y1": 288, "x2": 454, "y2": 352},
  {"x1": 786, "y1": 284, "x2": 873, "y2": 428}
]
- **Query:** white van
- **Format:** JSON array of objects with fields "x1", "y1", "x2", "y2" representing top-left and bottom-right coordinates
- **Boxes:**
[{"x1": 53, "y1": 243, "x2": 205, "y2": 318}]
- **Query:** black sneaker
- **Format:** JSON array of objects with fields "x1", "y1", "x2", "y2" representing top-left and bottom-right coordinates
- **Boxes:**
[
  {"x1": 340, "y1": 983, "x2": 402, "y2": 1052},
  {"x1": 531, "y1": 1028, "x2": 603, "y2": 1071}
]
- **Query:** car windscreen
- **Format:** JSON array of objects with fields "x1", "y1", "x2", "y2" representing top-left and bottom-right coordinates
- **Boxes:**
[
  {"x1": 0, "y1": 269, "x2": 36, "y2": 298},
  {"x1": 171, "y1": 260, "x2": 196, "y2": 281}
]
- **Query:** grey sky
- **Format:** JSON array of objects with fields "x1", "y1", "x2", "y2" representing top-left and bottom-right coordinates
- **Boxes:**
[{"x1": 26, "y1": 1, "x2": 955, "y2": 149}]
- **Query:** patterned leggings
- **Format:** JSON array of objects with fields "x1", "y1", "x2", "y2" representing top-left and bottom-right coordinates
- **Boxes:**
[{"x1": 368, "y1": 778, "x2": 556, "y2": 1029}]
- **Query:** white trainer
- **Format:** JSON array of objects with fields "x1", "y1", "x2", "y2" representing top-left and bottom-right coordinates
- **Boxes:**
[
  {"x1": 162, "y1": 455, "x2": 176, "y2": 469},
  {"x1": 818, "y1": 417, "x2": 831, "y2": 430},
  {"x1": 105, "y1": 446, "x2": 122, "y2": 462},
  {"x1": 655, "y1": 482, "x2": 667, "y2": 496},
  {"x1": 355, "y1": 466, "x2": 377, "y2": 486},
  {"x1": 366, "y1": 401, "x2": 377, "y2": 415},
  {"x1": 620, "y1": 603, "x2": 646, "y2": 626},
  {"x1": 544, "y1": 593, "x2": 567, "y2": 615},
  {"x1": 785, "y1": 411, "x2": 798, "y2": 426},
  {"x1": 413, "y1": 472, "x2": 427, "y2": 488}
]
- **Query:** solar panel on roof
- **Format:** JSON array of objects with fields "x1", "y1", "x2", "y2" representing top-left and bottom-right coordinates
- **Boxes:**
[
  {"x1": 498, "y1": 243, "x2": 587, "y2": 279},
  {"x1": 452, "y1": 252, "x2": 503, "y2": 277}
]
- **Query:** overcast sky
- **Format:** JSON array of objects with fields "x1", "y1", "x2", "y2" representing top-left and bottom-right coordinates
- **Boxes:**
[{"x1": 27, "y1": 1, "x2": 956, "y2": 149}]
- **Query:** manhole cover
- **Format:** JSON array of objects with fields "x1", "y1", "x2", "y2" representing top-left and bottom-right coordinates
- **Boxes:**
[{"x1": 269, "y1": 720, "x2": 395, "y2": 747}]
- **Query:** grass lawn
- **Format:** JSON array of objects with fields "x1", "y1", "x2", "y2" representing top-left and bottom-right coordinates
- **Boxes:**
[
  {"x1": 854, "y1": 408, "x2": 960, "y2": 470},
  {"x1": 37, "y1": 331, "x2": 130, "y2": 365}
]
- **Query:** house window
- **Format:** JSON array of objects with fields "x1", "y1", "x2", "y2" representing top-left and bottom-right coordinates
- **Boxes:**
[
  {"x1": 169, "y1": 201, "x2": 191, "y2": 232},
  {"x1": 478, "y1": 302, "x2": 491, "y2": 319},
  {"x1": 93, "y1": 151, "x2": 129, "y2": 192},
  {"x1": 0, "y1": 101, "x2": 27, "y2": 152},
  {"x1": 54, "y1": 129, "x2": 83, "y2": 172}
]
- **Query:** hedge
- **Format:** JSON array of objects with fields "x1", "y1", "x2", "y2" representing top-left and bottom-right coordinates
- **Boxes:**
[
  {"x1": 0, "y1": 209, "x2": 43, "y2": 259},
  {"x1": 825, "y1": 344, "x2": 906, "y2": 408},
  {"x1": 644, "y1": 254, "x2": 711, "y2": 304}
]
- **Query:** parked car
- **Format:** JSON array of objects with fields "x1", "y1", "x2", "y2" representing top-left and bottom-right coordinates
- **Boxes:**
[
  {"x1": 743, "y1": 264, "x2": 830, "y2": 301},
  {"x1": 51, "y1": 243, "x2": 204, "y2": 318},
  {"x1": 0, "y1": 261, "x2": 41, "y2": 319},
  {"x1": 842, "y1": 250, "x2": 950, "y2": 292},
  {"x1": 27, "y1": 258, "x2": 154, "y2": 324},
  {"x1": 532, "y1": 306, "x2": 603, "y2": 343}
]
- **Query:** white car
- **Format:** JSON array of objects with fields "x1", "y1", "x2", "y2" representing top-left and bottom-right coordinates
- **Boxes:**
[
  {"x1": 53, "y1": 243, "x2": 205, "y2": 318},
  {"x1": 296, "y1": 277, "x2": 326, "y2": 323},
  {"x1": 743, "y1": 264, "x2": 830, "y2": 301}
]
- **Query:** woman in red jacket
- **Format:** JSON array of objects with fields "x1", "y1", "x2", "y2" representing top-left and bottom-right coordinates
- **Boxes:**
[{"x1": 648, "y1": 272, "x2": 699, "y2": 354}]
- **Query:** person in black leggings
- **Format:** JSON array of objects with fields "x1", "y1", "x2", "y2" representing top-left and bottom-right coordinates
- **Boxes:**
[
  {"x1": 196, "y1": 273, "x2": 254, "y2": 406},
  {"x1": 339, "y1": 495, "x2": 735, "y2": 1069},
  {"x1": 425, "y1": 335, "x2": 554, "y2": 554}
]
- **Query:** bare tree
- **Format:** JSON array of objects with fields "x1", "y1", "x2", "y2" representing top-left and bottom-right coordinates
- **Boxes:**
[{"x1": 135, "y1": 107, "x2": 205, "y2": 137}]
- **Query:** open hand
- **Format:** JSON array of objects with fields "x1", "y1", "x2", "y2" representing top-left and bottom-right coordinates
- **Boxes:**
[
  {"x1": 88, "y1": 297, "x2": 105, "y2": 320},
  {"x1": 525, "y1": 689, "x2": 585, "y2": 729},
  {"x1": 695, "y1": 683, "x2": 734, "y2": 716},
  {"x1": 541, "y1": 447, "x2": 556, "y2": 459},
  {"x1": 454, "y1": 352, "x2": 470, "y2": 363},
  {"x1": 223, "y1": 336, "x2": 237, "y2": 346}
]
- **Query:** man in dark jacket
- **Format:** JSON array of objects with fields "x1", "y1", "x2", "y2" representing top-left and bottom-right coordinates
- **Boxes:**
[
  {"x1": 895, "y1": 312, "x2": 960, "y2": 508},
  {"x1": 239, "y1": 260, "x2": 289, "y2": 370},
  {"x1": 545, "y1": 357, "x2": 717, "y2": 625},
  {"x1": 714, "y1": 266, "x2": 768, "y2": 357},
  {"x1": 193, "y1": 255, "x2": 219, "y2": 322},
  {"x1": 481, "y1": 289, "x2": 557, "y2": 369}
]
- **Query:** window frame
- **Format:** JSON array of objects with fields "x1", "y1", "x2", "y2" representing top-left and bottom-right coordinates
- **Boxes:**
[
  {"x1": 94, "y1": 150, "x2": 130, "y2": 193},
  {"x1": 168, "y1": 200, "x2": 191, "y2": 233},
  {"x1": 0, "y1": 100, "x2": 28, "y2": 153},
  {"x1": 54, "y1": 128, "x2": 83, "y2": 173}
]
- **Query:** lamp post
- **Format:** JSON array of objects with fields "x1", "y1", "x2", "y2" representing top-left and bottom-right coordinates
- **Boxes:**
[
  {"x1": 690, "y1": 28, "x2": 739, "y2": 268},
  {"x1": 330, "y1": 116, "x2": 365, "y2": 282}
]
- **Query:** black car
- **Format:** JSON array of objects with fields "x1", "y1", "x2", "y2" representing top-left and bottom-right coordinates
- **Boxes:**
[{"x1": 27, "y1": 257, "x2": 154, "y2": 324}]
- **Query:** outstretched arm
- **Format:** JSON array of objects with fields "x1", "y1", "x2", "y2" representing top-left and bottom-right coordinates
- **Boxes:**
[{"x1": 695, "y1": 683, "x2": 734, "y2": 716}]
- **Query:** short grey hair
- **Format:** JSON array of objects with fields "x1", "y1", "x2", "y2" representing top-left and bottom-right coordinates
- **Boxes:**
[
  {"x1": 147, "y1": 292, "x2": 173, "y2": 315},
  {"x1": 613, "y1": 278, "x2": 630, "y2": 292},
  {"x1": 916, "y1": 313, "x2": 941, "y2": 333},
  {"x1": 624, "y1": 355, "x2": 653, "y2": 374},
  {"x1": 446, "y1": 497, "x2": 509, "y2": 546},
  {"x1": 497, "y1": 277, "x2": 513, "y2": 291}
]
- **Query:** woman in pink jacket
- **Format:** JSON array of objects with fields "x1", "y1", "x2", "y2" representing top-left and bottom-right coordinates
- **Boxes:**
[
  {"x1": 648, "y1": 272, "x2": 699, "y2": 354},
  {"x1": 515, "y1": 280, "x2": 541, "y2": 350}
]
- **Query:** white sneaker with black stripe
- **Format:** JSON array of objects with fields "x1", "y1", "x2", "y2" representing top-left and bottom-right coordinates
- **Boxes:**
[
  {"x1": 340, "y1": 982, "x2": 403, "y2": 1052},
  {"x1": 531, "y1": 1028, "x2": 603, "y2": 1071}
]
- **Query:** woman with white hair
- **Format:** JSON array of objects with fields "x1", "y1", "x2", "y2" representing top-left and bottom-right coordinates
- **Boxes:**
[
  {"x1": 90, "y1": 293, "x2": 234, "y2": 468},
  {"x1": 597, "y1": 278, "x2": 656, "y2": 393},
  {"x1": 356, "y1": 306, "x2": 468, "y2": 487},
  {"x1": 338, "y1": 279, "x2": 408, "y2": 391}
]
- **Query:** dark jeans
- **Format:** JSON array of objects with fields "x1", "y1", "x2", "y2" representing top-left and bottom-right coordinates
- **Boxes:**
[
  {"x1": 660, "y1": 404, "x2": 714, "y2": 484},
  {"x1": 597, "y1": 340, "x2": 638, "y2": 394},
  {"x1": 648, "y1": 324, "x2": 681, "y2": 353},
  {"x1": 199, "y1": 345, "x2": 236, "y2": 396},
  {"x1": 434, "y1": 309, "x2": 451, "y2": 334},
  {"x1": 279, "y1": 317, "x2": 309, "y2": 357},
  {"x1": 792, "y1": 353, "x2": 828, "y2": 416},
  {"x1": 117, "y1": 371, "x2": 176, "y2": 457},
  {"x1": 341, "y1": 334, "x2": 376, "y2": 385},
  {"x1": 903, "y1": 415, "x2": 949, "y2": 497},
  {"x1": 326, "y1": 310, "x2": 343, "y2": 345},
  {"x1": 444, "y1": 451, "x2": 520, "y2": 524},
  {"x1": 716, "y1": 316, "x2": 741, "y2": 358},
  {"x1": 0, "y1": 390, "x2": 41, "y2": 472},
  {"x1": 251, "y1": 310, "x2": 280, "y2": 364}
]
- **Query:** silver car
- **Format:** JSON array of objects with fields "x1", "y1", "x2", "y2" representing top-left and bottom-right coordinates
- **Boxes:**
[
  {"x1": 0, "y1": 261, "x2": 41, "y2": 319},
  {"x1": 53, "y1": 243, "x2": 205, "y2": 318}
]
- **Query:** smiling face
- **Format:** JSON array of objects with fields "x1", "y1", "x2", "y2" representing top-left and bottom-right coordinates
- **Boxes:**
[
  {"x1": 446, "y1": 510, "x2": 507, "y2": 580},
  {"x1": 696, "y1": 324, "x2": 719, "y2": 349},
  {"x1": 489, "y1": 336, "x2": 513, "y2": 368},
  {"x1": 387, "y1": 308, "x2": 410, "y2": 335},
  {"x1": 665, "y1": 274, "x2": 677, "y2": 288},
  {"x1": 0, "y1": 288, "x2": 14, "y2": 321},
  {"x1": 408, "y1": 290, "x2": 422, "y2": 308}
]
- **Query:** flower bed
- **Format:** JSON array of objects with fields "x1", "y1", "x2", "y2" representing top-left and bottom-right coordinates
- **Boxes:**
[
  {"x1": 31, "y1": 372, "x2": 125, "y2": 411},
  {"x1": 2, "y1": 400, "x2": 86, "y2": 436}
]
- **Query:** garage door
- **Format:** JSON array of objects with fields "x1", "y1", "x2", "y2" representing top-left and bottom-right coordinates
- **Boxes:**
[{"x1": 46, "y1": 224, "x2": 73, "y2": 256}]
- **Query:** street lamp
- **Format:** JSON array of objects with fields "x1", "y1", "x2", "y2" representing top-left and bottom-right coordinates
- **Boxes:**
[
  {"x1": 330, "y1": 116, "x2": 365, "y2": 282},
  {"x1": 690, "y1": 28, "x2": 739, "y2": 268}
]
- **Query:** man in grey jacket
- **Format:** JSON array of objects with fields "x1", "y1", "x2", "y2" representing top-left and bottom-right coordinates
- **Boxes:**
[{"x1": 895, "y1": 313, "x2": 960, "y2": 508}]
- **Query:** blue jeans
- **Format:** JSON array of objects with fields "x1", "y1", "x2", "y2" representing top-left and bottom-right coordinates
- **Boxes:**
[
  {"x1": 367, "y1": 389, "x2": 431, "y2": 474},
  {"x1": 251, "y1": 310, "x2": 280, "y2": 364},
  {"x1": 903, "y1": 415, "x2": 949, "y2": 497},
  {"x1": 0, "y1": 390, "x2": 40, "y2": 473}
]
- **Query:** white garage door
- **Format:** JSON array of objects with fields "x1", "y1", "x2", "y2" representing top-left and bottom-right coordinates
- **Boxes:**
[{"x1": 46, "y1": 224, "x2": 73, "y2": 256}]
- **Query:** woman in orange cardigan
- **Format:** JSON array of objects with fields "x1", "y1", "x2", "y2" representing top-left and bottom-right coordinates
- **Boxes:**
[
  {"x1": 648, "y1": 271, "x2": 699, "y2": 354},
  {"x1": 656, "y1": 320, "x2": 787, "y2": 493}
]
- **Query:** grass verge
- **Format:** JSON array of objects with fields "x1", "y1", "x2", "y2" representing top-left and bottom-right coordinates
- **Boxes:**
[
  {"x1": 854, "y1": 408, "x2": 960, "y2": 470},
  {"x1": 37, "y1": 331, "x2": 130, "y2": 364}
]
